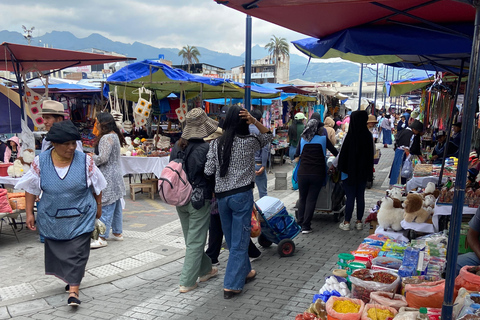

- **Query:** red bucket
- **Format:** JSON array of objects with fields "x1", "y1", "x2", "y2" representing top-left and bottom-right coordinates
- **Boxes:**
[{"x1": 0, "y1": 163, "x2": 12, "y2": 176}]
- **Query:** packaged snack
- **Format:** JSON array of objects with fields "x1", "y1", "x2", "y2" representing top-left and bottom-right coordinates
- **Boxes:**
[
  {"x1": 371, "y1": 257, "x2": 402, "y2": 271},
  {"x1": 382, "y1": 239, "x2": 408, "y2": 253},
  {"x1": 349, "y1": 269, "x2": 400, "y2": 303}
]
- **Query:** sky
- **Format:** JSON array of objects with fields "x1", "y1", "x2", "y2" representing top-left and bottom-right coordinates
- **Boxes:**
[{"x1": 0, "y1": 0, "x2": 315, "y2": 59}]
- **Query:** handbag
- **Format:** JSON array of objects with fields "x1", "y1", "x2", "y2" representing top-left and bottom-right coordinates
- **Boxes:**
[
  {"x1": 251, "y1": 205, "x2": 261, "y2": 238},
  {"x1": 190, "y1": 186, "x2": 205, "y2": 210}
]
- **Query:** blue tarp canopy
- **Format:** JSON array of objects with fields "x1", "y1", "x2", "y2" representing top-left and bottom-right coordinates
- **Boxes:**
[
  {"x1": 104, "y1": 60, "x2": 281, "y2": 101},
  {"x1": 205, "y1": 92, "x2": 303, "y2": 105},
  {"x1": 0, "y1": 85, "x2": 33, "y2": 134},
  {"x1": 31, "y1": 83, "x2": 100, "y2": 93}
]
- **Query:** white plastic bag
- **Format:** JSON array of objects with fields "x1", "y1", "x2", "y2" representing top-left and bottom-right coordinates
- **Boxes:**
[{"x1": 401, "y1": 155, "x2": 413, "y2": 179}]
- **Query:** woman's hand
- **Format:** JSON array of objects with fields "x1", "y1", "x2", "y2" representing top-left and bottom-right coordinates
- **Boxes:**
[
  {"x1": 239, "y1": 109, "x2": 256, "y2": 125},
  {"x1": 26, "y1": 213, "x2": 36, "y2": 231}
]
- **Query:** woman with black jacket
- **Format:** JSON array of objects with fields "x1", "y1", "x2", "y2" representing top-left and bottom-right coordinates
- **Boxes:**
[{"x1": 169, "y1": 108, "x2": 219, "y2": 293}]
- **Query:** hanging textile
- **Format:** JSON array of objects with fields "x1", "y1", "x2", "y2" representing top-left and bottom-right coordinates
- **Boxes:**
[{"x1": 22, "y1": 71, "x2": 47, "y2": 129}]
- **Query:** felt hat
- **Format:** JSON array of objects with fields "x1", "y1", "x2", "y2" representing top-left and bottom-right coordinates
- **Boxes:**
[
  {"x1": 39, "y1": 100, "x2": 68, "y2": 116},
  {"x1": 294, "y1": 112, "x2": 306, "y2": 120},
  {"x1": 46, "y1": 120, "x2": 81, "y2": 143},
  {"x1": 181, "y1": 108, "x2": 219, "y2": 140},
  {"x1": 367, "y1": 114, "x2": 378, "y2": 124},
  {"x1": 204, "y1": 127, "x2": 223, "y2": 142}
]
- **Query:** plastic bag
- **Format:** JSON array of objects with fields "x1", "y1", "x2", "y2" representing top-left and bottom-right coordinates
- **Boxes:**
[
  {"x1": 405, "y1": 279, "x2": 445, "y2": 308},
  {"x1": 361, "y1": 303, "x2": 397, "y2": 320},
  {"x1": 251, "y1": 206, "x2": 261, "y2": 238},
  {"x1": 455, "y1": 266, "x2": 480, "y2": 292},
  {"x1": 401, "y1": 156, "x2": 413, "y2": 179},
  {"x1": 369, "y1": 291, "x2": 407, "y2": 310},
  {"x1": 326, "y1": 296, "x2": 364, "y2": 320},
  {"x1": 349, "y1": 269, "x2": 400, "y2": 303},
  {"x1": 394, "y1": 307, "x2": 419, "y2": 320}
]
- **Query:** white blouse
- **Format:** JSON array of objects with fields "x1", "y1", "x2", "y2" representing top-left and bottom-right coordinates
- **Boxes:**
[{"x1": 15, "y1": 154, "x2": 107, "y2": 196}]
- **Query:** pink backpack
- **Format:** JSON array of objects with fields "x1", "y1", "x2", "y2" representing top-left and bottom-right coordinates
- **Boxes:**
[{"x1": 158, "y1": 158, "x2": 192, "y2": 206}]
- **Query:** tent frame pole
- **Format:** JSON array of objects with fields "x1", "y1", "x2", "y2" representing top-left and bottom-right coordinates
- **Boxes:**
[
  {"x1": 441, "y1": 6, "x2": 480, "y2": 320},
  {"x1": 357, "y1": 63, "x2": 363, "y2": 110},
  {"x1": 373, "y1": 64, "x2": 379, "y2": 115},
  {"x1": 245, "y1": 15, "x2": 252, "y2": 111}
]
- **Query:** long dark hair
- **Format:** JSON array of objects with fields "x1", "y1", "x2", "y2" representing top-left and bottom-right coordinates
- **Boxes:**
[
  {"x1": 95, "y1": 113, "x2": 127, "y2": 153},
  {"x1": 217, "y1": 105, "x2": 250, "y2": 177}
]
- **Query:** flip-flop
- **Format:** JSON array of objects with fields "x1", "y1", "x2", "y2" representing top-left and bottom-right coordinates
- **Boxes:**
[{"x1": 245, "y1": 271, "x2": 257, "y2": 284}]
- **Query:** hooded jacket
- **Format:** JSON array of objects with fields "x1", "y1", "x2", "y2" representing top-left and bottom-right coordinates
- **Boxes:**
[
  {"x1": 324, "y1": 117, "x2": 337, "y2": 146},
  {"x1": 3, "y1": 136, "x2": 21, "y2": 163}
]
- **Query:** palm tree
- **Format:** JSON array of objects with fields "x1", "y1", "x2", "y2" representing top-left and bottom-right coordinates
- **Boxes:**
[
  {"x1": 264, "y1": 35, "x2": 289, "y2": 83},
  {"x1": 178, "y1": 45, "x2": 201, "y2": 73}
]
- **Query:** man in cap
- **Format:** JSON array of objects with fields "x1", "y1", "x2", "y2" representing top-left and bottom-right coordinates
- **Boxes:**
[
  {"x1": 288, "y1": 112, "x2": 306, "y2": 161},
  {"x1": 431, "y1": 130, "x2": 459, "y2": 164},
  {"x1": 452, "y1": 122, "x2": 462, "y2": 147},
  {"x1": 39, "y1": 100, "x2": 83, "y2": 153}
]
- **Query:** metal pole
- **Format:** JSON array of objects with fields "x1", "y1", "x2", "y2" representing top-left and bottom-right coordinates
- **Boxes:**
[
  {"x1": 374, "y1": 64, "x2": 379, "y2": 116},
  {"x1": 442, "y1": 7, "x2": 480, "y2": 320},
  {"x1": 245, "y1": 15, "x2": 252, "y2": 111},
  {"x1": 438, "y1": 59, "x2": 465, "y2": 187},
  {"x1": 358, "y1": 63, "x2": 364, "y2": 110},
  {"x1": 383, "y1": 66, "x2": 388, "y2": 112}
]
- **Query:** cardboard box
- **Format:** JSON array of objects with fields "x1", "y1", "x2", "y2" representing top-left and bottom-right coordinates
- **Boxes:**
[{"x1": 369, "y1": 221, "x2": 378, "y2": 235}]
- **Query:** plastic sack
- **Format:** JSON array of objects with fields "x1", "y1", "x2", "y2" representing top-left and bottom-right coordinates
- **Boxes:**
[
  {"x1": 405, "y1": 279, "x2": 445, "y2": 308},
  {"x1": 401, "y1": 156, "x2": 413, "y2": 179},
  {"x1": 361, "y1": 303, "x2": 397, "y2": 320},
  {"x1": 369, "y1": 291, "x2": 407, "y2": 310},
  {"x1": 453, "y1": 288, "x2": 475, "y2": 319},
  {"x1": 455, "y1": 266, "x2": 480, "y2": 292},
  {"x1": 457, "y1": 292, "x2": 480, "y2": 319},
  {"x1": 394, "y1": 307, "x2": 419, "y2": 320},
  {"x1": 349, "y1": 269, "x2": 400, "y2": 303},
  {"x1": 326, "y1": 296, "x2": 364, "y2": 320}
]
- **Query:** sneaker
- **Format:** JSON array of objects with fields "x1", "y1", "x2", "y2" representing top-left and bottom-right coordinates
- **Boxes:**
[
  {"x1": 199, "y1": 267, "x2": 218, "y2": 282},
  {"x1": 355, "y1": 222, "x2": 363, "y2": 230},
  {"x1": 90, "y1": 238, "x2": 108, "y2": 249},
  {"x1": 179, "y1": 282, "x2": 198, "y2": 293},
  {"x1": 110, "y1": 234, "x2": 124, "y2": 241},
  {"x1": 301, "y1": 228, "x2": 313, "y2": 234},
  {"x1": 339, "y1": 222, "x2": 350, "y2": 231}
]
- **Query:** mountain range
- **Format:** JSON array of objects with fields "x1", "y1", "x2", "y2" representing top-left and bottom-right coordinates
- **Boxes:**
[{"x1": 0, "y1": 30, "x2": 424, "y2": 85}]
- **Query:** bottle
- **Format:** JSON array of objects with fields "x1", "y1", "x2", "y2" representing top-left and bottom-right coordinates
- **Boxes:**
[{"x1": 417, "y1": 307, "x2": 428, "y2": 320}]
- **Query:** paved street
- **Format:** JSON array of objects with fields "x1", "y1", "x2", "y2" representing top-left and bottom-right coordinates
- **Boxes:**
[{"x1": 0, "y1": 143, "x2": 394, "y2": 320}]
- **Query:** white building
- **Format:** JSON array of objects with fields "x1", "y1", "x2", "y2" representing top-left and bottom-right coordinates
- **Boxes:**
[{"x1": 225, "y1": 55, "x2": 290, "y2": 84}]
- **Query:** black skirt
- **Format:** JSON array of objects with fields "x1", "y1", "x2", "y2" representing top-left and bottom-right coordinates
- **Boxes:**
[{"x1": 44, "y1": 232, "x2": 91, "y2": 286}]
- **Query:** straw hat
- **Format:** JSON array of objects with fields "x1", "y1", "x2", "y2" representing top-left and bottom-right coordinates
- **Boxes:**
[
  {"x1": 181, "y1": 108, "x2": 219, "y2": 140},
  {"x1": 204, "y1": 127, "x2": 223, "y2": 142},
  {"x1": 39, "y1": 100, "x2": 68, "y2": 116},
  {"x1": 367, "y1": 114, "x2": 378, "y2": 124}
]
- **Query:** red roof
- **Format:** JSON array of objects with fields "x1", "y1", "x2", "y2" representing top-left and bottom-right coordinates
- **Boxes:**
[
  {"x1": 216, "y1": 0, "x2": 475, "y2": 39},
  {"x1": 0, "y1": 42, "x2": 135, "y2": 72}
]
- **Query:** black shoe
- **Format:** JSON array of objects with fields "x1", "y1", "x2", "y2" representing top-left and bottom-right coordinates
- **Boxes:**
[
  {"x1": 67, "y1": 293, "x2": 81, "y2": 306},
  {"x1": 224, "y1": 290, "x2": 242, "y2": 299},
  {"x1": 65, "y1": 284, "x2": 69, "y2": 292},
  {"x1": 301, "y1": 228, "x2": 313, "y2": 234}
]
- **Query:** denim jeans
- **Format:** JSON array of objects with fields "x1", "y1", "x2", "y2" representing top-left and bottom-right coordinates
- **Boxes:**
[
  {"x1": 389, "y1": 149, "x2": 405, "y2": 186},
  {"x1": 456, "y1": 252, "x2": 480, "y2": 276},
  {"x1": 99, "y1": 199, "x2": 123, "y2": 239},
  {"x1": 289, "y1": 146, "x2": 297, "y2": 161},
  {"x1": 255, "y1": 164, "x2": 268, "y2": 199},
  {"x1": 176, "y1": 201, "x2": 212, "y2": 287},
  {"x1": 218, "y1": 190, "x2": 253, "y2": 291}
]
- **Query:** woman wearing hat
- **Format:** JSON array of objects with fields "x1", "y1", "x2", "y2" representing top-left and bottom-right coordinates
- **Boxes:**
[
  {"x1": 397, "y1": 115, "x2": 407, "y2": 133},
  {"x1": 288, "y1": 112, "x2": 306, "y2": 161},
  {"x1": 170, "y1": 108, "x2": 219, "y2": 293},
  {"x1": 366, "y1": 114, "x2": 379, "y2": 143},
  {"x1": 15, "y1": 121, "x2": 107, "y2": 306},
  {"x1": 205, "y1": 105, "x2": 272, "y2": 299}
]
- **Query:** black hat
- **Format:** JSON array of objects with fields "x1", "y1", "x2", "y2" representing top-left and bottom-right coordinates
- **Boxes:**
[
  {"x1": 46, "y1": 120, "x2": 81, "y2": 143},
  {"x1": 453, "y1": 122, "x2": 462, "y2": 128},
  {"x1": 409, "y1": 119, "x2": 424, "y2": 132},
  {"x1": 251, "y1": 109, "x2": 263, "y2": 121},
  {"x1": 219, "y1": 106, "x2": 229, "y2": 118}
]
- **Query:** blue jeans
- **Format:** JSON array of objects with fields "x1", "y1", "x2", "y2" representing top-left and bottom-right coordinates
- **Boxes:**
[
  {"x1": 289, "y1": 146, "x2": 297, "y2": 161},
  {"x1": 99, "y1": 199, "x2": 123, "y2": 239},
  {"x1": 218, "y1": 190, "x2": 253, "y2": 291},
  {"x1": 255, "y1": 164, "x2": 268, "y2": 199},
  {"x1": 456, "y1": 252, "x2": 480, "y2": 276},
  {"x1": 389, "y1": 149, "x2": 405, "y2": 186}
]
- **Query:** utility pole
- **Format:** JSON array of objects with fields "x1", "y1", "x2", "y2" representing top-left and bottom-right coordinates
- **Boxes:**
[{"x1": 22, "y1": 25, "x2": 35, "y2": 45}]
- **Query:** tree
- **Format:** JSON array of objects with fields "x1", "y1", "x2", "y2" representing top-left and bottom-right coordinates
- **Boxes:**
[
  {"x1": 178, "y1": 45, "x2": 201, "y2": 73},
  {"x1": 264, "y1": 35, "x2": 289, "y2": 83}
]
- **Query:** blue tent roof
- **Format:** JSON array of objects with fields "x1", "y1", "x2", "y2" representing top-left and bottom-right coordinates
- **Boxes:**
[
  {"x1": 32, "y1": 83, "x2": 100, "y2": 92},
  {"x1": 205, "y1": 92, "x2": 297, "y2": 105}
]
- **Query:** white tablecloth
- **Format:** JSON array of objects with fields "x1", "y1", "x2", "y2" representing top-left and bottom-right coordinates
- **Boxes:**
[
  {"x1": 432, "y1": 202, "x2": 477, "y2": 232},
  {"x1": 400, "y1": 220, "x2": 435, "y2": 234},
  {"x1": 119, "y1": 156, "x2": 169, "y2": 178},
  {"x1": 0, "y1": 176, "x2": 21, "y2": 187},
  {"x1": 406, "y1": 176, "x2": 446, "y2": 192}
]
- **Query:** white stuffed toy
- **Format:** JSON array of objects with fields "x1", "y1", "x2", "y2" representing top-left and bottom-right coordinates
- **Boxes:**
[
  {"x1": 387, "y1": 188, "x2": 404, "y2": 202},
  {"x1": 423, "y1": 194, "x2": 436, "y2": 215},
  {"x1": 377, "y1": 196, "x2": 404, "y2": 231},
  {"x1": 7, "y1": 160, "x2": 26, "y2": 178},
  {"x1": 124, "y1": 137, "x2": 134, "y2": 151}
]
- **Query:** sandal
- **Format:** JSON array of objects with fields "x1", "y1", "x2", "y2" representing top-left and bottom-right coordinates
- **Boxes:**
[
  {"x1": 245, "y1": 270, "x2": 257, "y2": 284},
  {"x1": 67, "y1": 291, "x2": 81, "y2": 306},
  {"x1": 65, "y1": 284, "x2": 70, "y2": 293}
]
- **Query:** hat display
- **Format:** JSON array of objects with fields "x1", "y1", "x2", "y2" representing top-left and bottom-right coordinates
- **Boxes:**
[
  {"x1": 204, "y1": 127, "x2": 223, "y2": 142},
  {"x1": 409, "y1": 119, "x2": 424, "y2": 132},
  {"x1": 46, "y1": 120, "x2": 81, "y2": 143},
  {"x1": 39, "y1": 100, "x2": 68, "y2": 116},
  {"x1": 181, "y1": 108, "x2": 219, "y2": 140},
  {"x1": 367, "y1": 114, "x2": 378, "y2": 124},
  {"x1": 294, "y1": 112, "x2": 306, "y2": 120}
]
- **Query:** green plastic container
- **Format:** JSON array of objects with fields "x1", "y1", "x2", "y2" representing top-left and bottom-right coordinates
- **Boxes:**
[
  {"x1": 338, "y1": 253, "x2": 355, "y2": 265},
  {"x1": 337, "y1": 261, "x2": 349, "y2": 270},
  {"x1": 347, "y1": 262, "x2": 366, "y2": 275}
]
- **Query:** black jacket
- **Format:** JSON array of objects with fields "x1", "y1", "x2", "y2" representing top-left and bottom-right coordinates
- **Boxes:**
[{"x1": 170, "y1": 139, "x2": 214, "y2": 200}]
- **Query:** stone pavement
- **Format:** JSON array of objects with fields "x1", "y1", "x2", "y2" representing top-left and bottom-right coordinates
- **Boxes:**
[{"x1": 0, "y1": 143, "x2": 395, "y2": 320}]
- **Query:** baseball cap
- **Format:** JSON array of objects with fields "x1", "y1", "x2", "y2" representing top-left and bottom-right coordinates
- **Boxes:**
[
  {"x1": 437, "y1": 130, "x2": 447, "y2": 137},
  {"x1": 294, "y1": 112, "x2": 306, "y2": 120},
  {"x1": 219, "y1": 106, "x2": 229, "y2": 118}
]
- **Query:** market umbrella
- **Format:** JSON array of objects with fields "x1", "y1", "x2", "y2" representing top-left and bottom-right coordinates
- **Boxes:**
[{"x1": 384, "y1": 75, "x2": 434, "y2": 97}]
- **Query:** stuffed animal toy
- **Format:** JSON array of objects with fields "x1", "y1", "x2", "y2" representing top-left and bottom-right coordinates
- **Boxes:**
[
  {"x1": 7, "y1": 159, "x2": 27, "y2": 178},
  {"x1": 124, "y1": 137, "x2": 134, "y2": 151},
  {"x1": 403, "y1": 193, "x2": 431, "y2": 223},
  {"x1": 387, "y1": 188, "x2": 404, "y2": 202},
  {"x1": 21, "y1": 149, "x2": 35, "y2": 164},
  {"x1": 424, "y1": 182, "x2": 440, "y2": 199},
  {"x1": 423, "y1": 194, "x2": 436, "y2": 215},
  {"x1": 377, "y1": 197, "x2": 404, "y2": 231}
]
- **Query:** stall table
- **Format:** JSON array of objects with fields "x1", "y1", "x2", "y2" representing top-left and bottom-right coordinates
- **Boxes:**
[
  {"x1": 433, "y1": 201, "x2": 477, "y2": 232},
  {"x1": 119, "y1": 156, "x2": 169, "y2": 178},
  {"x1": 406, "y1": 176, "x2": 446, "y2": 192}
]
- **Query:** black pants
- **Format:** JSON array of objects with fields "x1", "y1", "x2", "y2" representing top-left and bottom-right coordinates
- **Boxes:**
[
  {"x1": 206, "y1": 213, "x2": 261, "y2": 263},
  {"x1": 343, "y1": 178, "x2": 367, "y2": 223},
  {"x1": 297, "y1": 174, "x2": 324, "y2": 230}
]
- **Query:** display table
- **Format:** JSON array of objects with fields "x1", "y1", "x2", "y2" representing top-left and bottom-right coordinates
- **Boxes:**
[
  {"x1": 0, "y1": 176, "x2": 21, "y2": 188},
  {"x1": 432, "y1": 202, "x2": 477, "y2": 232},
  {"x1": 406, "y1": 176, "x2": 446, "y2": 192},
  {"x1": 119, "y1": 156, "x2": 169, "y2": 179}
]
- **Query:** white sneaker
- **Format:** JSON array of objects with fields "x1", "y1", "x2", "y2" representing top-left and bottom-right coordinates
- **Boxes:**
[
  {"x1": 355, "y1": 222, "x2": 363, "y2": 230},
  {"x1": 110, "y1": 234, "x2": 124, "y2": 241},
  {"x1": 339, "y1": 222, "x2": 350, "y2": 231},
  {"x1": 90, "y1": 238, "x2": 108, "y2": 249}
]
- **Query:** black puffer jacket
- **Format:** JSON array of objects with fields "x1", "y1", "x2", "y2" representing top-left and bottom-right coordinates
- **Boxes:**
[{"x1": 170, "y1": 139, "x2": 214, "y2": 201}]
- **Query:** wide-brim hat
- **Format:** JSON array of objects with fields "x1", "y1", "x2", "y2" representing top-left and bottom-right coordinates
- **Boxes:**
[
  {"x1": 367, "y1": 114, "x2": 378, "y2": 124},
  {"x1": 182, "y1": 108, "x2": 219, "y2": 140},
  {"x1": 39, "y1": 100, "x2": 68, "y2": 116},
  {"x1": 204, "y1": 127, "x2": 223, "y2": 142}
]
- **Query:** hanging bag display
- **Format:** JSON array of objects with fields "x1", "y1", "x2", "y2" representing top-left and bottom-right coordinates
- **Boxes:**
[
  {"x1": 121, "y1": 89, "x2": 132, "y2": 133},
  {"x1": 133, "y1": 86, "x2": 152, "y2": 127},
  {"x1": 109, "y1": 86, "x2": 123, "y2": 129}
]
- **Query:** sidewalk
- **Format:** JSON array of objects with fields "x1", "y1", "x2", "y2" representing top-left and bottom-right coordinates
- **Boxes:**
[{"x1": 0, "y1": 143, "x2": 395, "y2": 319}]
